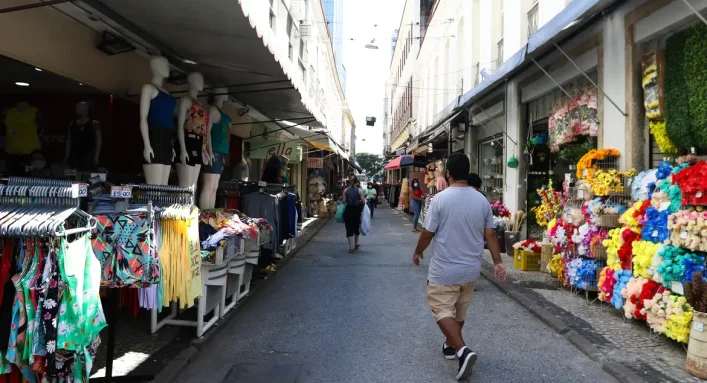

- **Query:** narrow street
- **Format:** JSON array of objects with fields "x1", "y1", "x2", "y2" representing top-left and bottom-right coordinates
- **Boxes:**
[{"x1": 177, "y1": 208, "x2": 617, "y2": 383}]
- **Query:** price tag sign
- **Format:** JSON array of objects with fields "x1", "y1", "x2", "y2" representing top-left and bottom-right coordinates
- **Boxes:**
[
  {"x1": 659, "y1": 201, "x2": 670, "y2": 211},
  {"x1": 257, "y1": 181, "x2": 267, "y2": 187},
  {"x1": 565, "y1": 173, "x2": 571, "y2": 182},
  {"x1": 64, "y1": 168, "x2": 77, "y2": 177},
  {"x1": 694, "y1": 321, "x2": 705, "y2": 333},
  {"x1": 671, "y1": 281, "x2": 685, "y2": 295},
  {"x1": 583, "y1": 169, "x2": 588, "y2": 177},
  {"x1": 578, "y1": 189, "x2": 584, "y2": 199},
  {"x1": 697, "y1": 191, "x2": 704, "y2": 198},
  {"x1": 110, "y1": 186, "x2": 132, "y2": 199},
  {"x1": 77, "y1": 183, "x2": 88, "y2": 198},
  {"x1": 90, "y1": 173, "x2": 107, "y2": 182},
  {"x1": 681, "y1": 231, "x2": 688, "y2": 239},
  {"x1": 652, "y1": 230, "x2": 658, "y2": 238}
]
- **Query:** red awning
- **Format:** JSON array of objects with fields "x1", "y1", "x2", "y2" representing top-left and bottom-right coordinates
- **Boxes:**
[{"x1": 385, "y1": 155, "x2": 415, "y2": 170}]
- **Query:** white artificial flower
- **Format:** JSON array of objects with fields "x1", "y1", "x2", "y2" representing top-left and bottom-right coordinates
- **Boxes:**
[
  {"x1": 43, "y1": 299, "x2": 57, "y2": 310},
  {"x1": 46, "y1": 340, "x2": 56, "y2": 353}
]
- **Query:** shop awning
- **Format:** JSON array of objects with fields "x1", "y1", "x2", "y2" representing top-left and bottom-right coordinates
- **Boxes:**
[
  {"x1": 385, "y1": 155, "x2": 414, "y2": 171},
  {"x1": 344, "y1": 158, "x2": 363, "y2": 173},
  {"x1": 456, "y1": 0, "x2": 616, "y2": 111},
  {"x1": 416, "y1": 109, "x2": 463, "y2": 147},
  {"x1": 84, "y1": 0, "x2": 325, "y2": 126},
  {"x1": 282, "y1": 126, "x2": 348, "y2": 158},
  {"x1": 527, "y1": 0, "x2": 610, "y2": 54}
]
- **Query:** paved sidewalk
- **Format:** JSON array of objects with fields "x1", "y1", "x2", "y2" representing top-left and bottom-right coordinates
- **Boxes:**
[
  {"x1": 482, "y1": 251, "x2": 698, "y2": 383},
  {"x1": 174, "y1": 208, "x2": 616, "y2": 383}
]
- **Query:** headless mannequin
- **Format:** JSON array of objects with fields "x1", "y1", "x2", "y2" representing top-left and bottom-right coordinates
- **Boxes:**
[
  {"x1": 198, "y1": 87, "x2": 229, "y2": 209},
  {"x1": 140, "y1": 56, "x2": 175, "y2": 185},
  {"x1": 63, "y1": 102, "x2": 101, "y2": 170},
  {"x1": 176, "y1": 72, "x2": 217, "y2": 189}
]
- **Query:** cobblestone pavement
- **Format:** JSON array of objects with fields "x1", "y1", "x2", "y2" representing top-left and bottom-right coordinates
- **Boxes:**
[
  {"x1": 483, "y1": 252, "x2": 700, "y2": 383},
  {"x1": 175, "y1": 208, "x2": 616, "y2": 383}
]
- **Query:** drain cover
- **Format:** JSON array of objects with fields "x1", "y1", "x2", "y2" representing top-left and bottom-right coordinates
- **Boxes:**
[{"x1": 222, "y1": 364, "x2": 301, "y2": 383}]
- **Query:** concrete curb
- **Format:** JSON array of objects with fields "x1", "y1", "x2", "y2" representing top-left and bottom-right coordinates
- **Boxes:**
[
  {"x1": 152, "y1": 216, "x2": 331, "y2": 383},
  {"x1": 479, "y1": 267, "x2": 646, "y2": 383}
]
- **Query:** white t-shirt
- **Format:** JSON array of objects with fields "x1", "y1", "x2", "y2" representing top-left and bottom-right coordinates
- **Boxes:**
[{"x1": 424, "y1": 186, "x2": 495, "y2": 285}]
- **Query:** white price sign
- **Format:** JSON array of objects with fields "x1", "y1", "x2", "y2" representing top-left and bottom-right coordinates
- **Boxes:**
[
  {"x1": 77, "y1": 183, "x2": 88, "y2": 198},
  {"x1": 110, "y1": 186, "x2": 132, "y2": 199},
  {"x1": 671, "y1": 281, "x2": 685, "y2": 295},
  {"x1": 681, "y1": 231, "x2": 688, "y2": 239},
  {"x1": 578, "y1": 189, "x2": 584, "y2": 199}
]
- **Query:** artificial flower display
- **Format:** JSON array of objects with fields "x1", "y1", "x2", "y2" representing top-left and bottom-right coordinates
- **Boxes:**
[
  {"x1": 663, "y1": 295, "x2": 693, "y2": 343},
  {"x1": 532, "y1": 180, "x2": 565, "y2": 227},
  {"x1": 649, "y1": 244, "x2": 666, "y2": 285},
  {"x1": 632, "y1": 240, "x2": 660, "y2": 278},
  {"x1": 619, "y1": 228, "x2": 641, "y2": 270},
  {"x1": 568, "y1": 258, "x2": 600, "y2": 290},
  {"x1": 513, "y1": 239, "x2": 542, "y2": 253},
  {"x1": 656, "y1": 245, "x2": 706, "y2": 287},
  {"x1": 600, "y1": 267, "x2": 617, "y2": 302},
  {"x1": 649, "y1": 120, "x2": 678, "y2": 154},
  {"x1": 590, "y1": 230, "x2": 609, "y2": 258},
  {"x1": 587, "y1": 168, "x2": 637, "y2": 196},
  {"x1": 611, "y1": 269, "x2": 633, "y2": 309},
  {"x1": 576, "y1": 148, "x2": 622, "y2": 180},
  {"x1": 641, "y1": 207, "x2": 671, "y2": 244},
  {"x1": 667, "y1": 207, "x2": 707, "y2": 251},
  {"x1": 653, "y1": 176, "x2": 682, "y2": 212},
  {"x1": 548, "y1": 254, "x2": 566, "y2": 285},
  {"x1": 673, "y1": 160, "x2": 707, "y2": 205},
  {"x1": 622, "y1": 277, "x2": 650, "y2": 320},
  {"x1": 678, "y1": 154, "x2": 700, "y2": 166},
  {"x1": 632, "y1": 169, "x2": 658, "y2": 201},
  {"x1": 490, "y1": 198, "x2": 511, "y2": 217},
  {"x1": 655, "y1": 161, "x2": 673, "y2": 181},
  {"x1": 619, "y1": 200, "x2": 650, "y2": 228},
  {"x1": 603, "y1": 228, "x2": 623, "y2": 270}
]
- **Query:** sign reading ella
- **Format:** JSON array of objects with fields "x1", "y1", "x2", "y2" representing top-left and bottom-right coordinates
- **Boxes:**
[{"x1": 249, "y1": 139, "x2": 302, "y2": 161}]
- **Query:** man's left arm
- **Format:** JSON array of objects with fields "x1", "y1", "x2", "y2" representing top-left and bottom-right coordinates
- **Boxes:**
[{"x1": 484, "y1": 208, "x2": 507, "y2": 282}]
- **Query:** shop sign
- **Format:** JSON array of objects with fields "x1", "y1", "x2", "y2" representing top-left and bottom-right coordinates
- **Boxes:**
[
  {"x1": 249, "y1": 139, "x2": 302, "y2": 161},
  {"x1": 307, "y1": 158, "x2": 323, "y2": 168}
]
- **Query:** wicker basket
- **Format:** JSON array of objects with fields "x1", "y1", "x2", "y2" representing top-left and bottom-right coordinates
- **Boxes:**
[
  {"x1": 597, "y1": 214, "x2": 619, "y2": 227},
  {"x1": 593, "y1": 244, "x2": 608, "y2": 260},
  {"x1": 540, "y1": 245, "x2": 554, "y2": 273}
]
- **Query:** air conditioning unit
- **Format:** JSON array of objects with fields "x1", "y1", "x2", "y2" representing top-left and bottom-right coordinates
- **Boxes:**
[{"x1": 300, "y1": 23, "x2": 312, "y2": 37}]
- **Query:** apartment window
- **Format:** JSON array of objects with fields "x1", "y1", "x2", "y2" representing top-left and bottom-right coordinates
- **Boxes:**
[
  {"x1": 287, "y1": 15, "x2": 294, "y2": 37},
  {"x1": 300, "y1": 40, "x2": 306, "y2": 58},
  {"x1": 528, "y1": 3, "x2": 539, "y2": 37},
  {"x1": 497, "y1": 39, "x2": 504, "y2": 68},
  {"x1": 270, "y1": 10, "x2": 276, "y2": 30},
  {"x1": 300, "y1": 62, "x2": 306, "y2": 80},
  {"x1": 289, "y1": 43, "x2": 294, "y2": 60}
]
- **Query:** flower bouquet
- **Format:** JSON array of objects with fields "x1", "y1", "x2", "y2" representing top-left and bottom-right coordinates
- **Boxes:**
[
  {"x1": 490, "y1": 198, "x2": 511, "y2": 217},
  {"x1": 531, "y1": 180, "x2": 566, "y2": 228}
]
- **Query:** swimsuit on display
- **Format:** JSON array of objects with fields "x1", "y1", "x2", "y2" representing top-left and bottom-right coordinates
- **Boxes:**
[
  {"x1": 182, "y1": 99, "x2": 209, "y2": 167},
  {"x1": 146, "y1": 88, "x2": 177, "y2": 165},
  {"x1": 68, "y1": 119, "x2": 97, "y2": 171},
  {"x1": 203, "y1": 108, "x2": 231, "y2": 175}
]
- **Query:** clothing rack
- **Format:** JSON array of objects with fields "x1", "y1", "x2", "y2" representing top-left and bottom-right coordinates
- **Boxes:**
[{"x1": 129, "y1": 184, "x2": 195, "y2": 206}]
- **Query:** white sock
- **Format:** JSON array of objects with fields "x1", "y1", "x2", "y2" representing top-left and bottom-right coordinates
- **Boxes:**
[{"x1": 457, "y1": 346, "x2": 468, "y2": 357}]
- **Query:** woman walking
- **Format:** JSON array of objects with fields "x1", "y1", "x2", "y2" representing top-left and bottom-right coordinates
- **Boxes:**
[
  {"x1": 410, "y1": 178, "x2": 426, "y2": 232},
  {"x1": 343, "y1": 176, "x2": 366, "y2": 253}
]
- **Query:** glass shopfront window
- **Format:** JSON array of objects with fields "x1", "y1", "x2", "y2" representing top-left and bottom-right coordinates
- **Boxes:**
[{"x1": 478, "y1": 135, "x2": 504, "y2": 202}]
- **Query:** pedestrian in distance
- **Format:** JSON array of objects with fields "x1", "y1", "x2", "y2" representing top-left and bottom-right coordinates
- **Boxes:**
[
  {"x1": 342, "y1": 176, "x2": 365, "y2": 253},
  {"x1": 365, "y1": 183, "x2": 378, "y2": 219},
  {"x1": 410, "y1": 178, "x2": 426, "y2": 232},
  {"x1": 467, "y1": 172, "x2": 486, "y2": 198},
  {"x1": 412, "y1": 153, "x2": 507, "y2": 380}
]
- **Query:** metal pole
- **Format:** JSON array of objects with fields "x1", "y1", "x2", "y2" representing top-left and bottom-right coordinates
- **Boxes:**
[
  {"x1": 530, "y1": 58, "x2": 576, "y2": 105},
  {"x1": 474, "y1": 103, "x2": 516, "y2": 146},
  {"x1": 552, "y1": 42, "x2": 627, "y2": 116},
  {"x1": 681, "y1": 0, "x2": 707, "y2": 28},
  {"x1": 245, "y1": 119, "x2": 317, "y2": 140},
  {"x1": 231, "y1": 117, "x2": 314, "y2": 126},
  {"x1": 0, "y1": 0, "x2": 72, "y2": 14}
]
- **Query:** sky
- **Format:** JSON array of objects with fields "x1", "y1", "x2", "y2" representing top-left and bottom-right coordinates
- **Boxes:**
[{"x1": 342, "y1": 0, "x2": 406, "y2": 156}]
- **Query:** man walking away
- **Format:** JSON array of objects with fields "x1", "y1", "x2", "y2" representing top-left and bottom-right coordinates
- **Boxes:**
[
  {"x1": 412, "y1": 153, "x2": 507, "y2": 380},
  {"x1": 365, "y1": 183, "x2": 377, "y2": 218}
]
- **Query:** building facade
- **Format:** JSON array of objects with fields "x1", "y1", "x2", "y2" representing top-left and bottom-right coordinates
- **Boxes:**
[{"x1": 323, "y1": 0, "x2": 346, "y2": 94}]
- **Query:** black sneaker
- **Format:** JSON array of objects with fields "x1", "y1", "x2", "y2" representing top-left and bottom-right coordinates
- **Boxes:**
[
  {"x1": 456, "y1": 348, "x2": 477, "y2": 380},
  {"x1": 442, "y1": 343, "x2": 456, "y2": 360}
]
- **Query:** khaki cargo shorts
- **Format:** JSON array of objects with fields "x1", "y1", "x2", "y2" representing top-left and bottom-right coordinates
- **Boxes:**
[{"x1": 427, "y1": 281, "x2": 475, "y2": 322}]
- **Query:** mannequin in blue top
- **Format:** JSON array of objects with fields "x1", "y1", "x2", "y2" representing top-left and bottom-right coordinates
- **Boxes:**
[
  {"x1": 199, "y1": 87, "x2": 232, "y2": 209},
  {"x1": 140, "y1": 56, "x2": 178, "y2": 185}
]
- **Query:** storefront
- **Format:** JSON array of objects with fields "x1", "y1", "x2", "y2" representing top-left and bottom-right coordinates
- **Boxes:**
[{"x1": 0, "y1": 1, "x2": 346, "y2": 381}]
